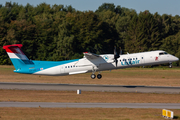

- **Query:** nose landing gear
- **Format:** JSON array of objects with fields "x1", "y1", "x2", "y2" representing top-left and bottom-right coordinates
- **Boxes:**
[{"x1": 169, "y1": 62, "x2": 172, "y2": 68}]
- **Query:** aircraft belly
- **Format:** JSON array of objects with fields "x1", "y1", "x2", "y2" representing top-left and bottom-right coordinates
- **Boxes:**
[{"x1": 69, "y1": 70, "x2": 88, "y2": 75}]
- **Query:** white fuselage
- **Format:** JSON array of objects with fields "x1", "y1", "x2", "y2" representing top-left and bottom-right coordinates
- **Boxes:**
[{"x1": 33, "y1": 50, "x2": 179, "y2": 76}]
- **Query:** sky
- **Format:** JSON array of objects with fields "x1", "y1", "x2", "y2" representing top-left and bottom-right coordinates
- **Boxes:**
[{"x1": 0, "y1": 0, "x2": 180, "y2": 16}]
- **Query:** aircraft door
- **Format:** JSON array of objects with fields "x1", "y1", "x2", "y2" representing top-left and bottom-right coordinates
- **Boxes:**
[
  {"x1": 141, "y1": 55, "x2": 145, "y2": 64},
  {"x1": 60, "y1": 65, "x2": 64, "y2": 73}
]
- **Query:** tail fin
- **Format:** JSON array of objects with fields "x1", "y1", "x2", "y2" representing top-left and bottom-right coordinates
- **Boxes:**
[{"x1": 3, "y1": 44, "x2": 34, "y2": 70}]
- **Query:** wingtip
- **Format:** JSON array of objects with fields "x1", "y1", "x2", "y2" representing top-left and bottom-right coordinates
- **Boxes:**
[{"x1": 83, "y1": 52, "x2": 88, "y2": 54}]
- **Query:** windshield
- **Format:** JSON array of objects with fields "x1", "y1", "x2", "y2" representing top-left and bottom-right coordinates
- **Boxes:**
[{"x1": 159, "y1": 52, "x2": 168, "y2": 55}]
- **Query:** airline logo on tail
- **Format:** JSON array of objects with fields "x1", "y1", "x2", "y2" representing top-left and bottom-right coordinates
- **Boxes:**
[
  {"x1": 3, "y1": 44, "x2": 34, "y2": 70},
  {"x1": 3, "y1": 44, "x2": 28, "y2": 60}
]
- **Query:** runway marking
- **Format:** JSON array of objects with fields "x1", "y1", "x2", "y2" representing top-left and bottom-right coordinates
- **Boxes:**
[{"x1": 0, "y1": 102, "x2": 180, "y2": 109}]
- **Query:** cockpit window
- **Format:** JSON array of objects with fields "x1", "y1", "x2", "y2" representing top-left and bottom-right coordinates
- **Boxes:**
[
  {"x1": 159, "y1": 52, "x2": 168, "y2": 55},
  {"x1": 159, "y1": 52, "x2": 164, "y2": 55}
]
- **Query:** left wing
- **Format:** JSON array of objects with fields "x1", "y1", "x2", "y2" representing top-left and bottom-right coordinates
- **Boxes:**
[{"x1": 83, "y1": 52, "x2": 100, "y2": 59}]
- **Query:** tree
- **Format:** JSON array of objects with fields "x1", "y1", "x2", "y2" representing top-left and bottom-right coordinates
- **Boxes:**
[
  {"x1": 0, "y1": 2, "x2": 180, "y2": 65},
  {"x1": 125, "y1": 11, "x2": 161, "y2": 53},
  {"x1": 160, "y1": 31, "x2": 180, "y2": 66},
  {"x1": 96, "y1": 3, "x2": 115, "y2": 12},
  {"x1": 53, "y1": 20, "x2": 75, "y2": 60}
]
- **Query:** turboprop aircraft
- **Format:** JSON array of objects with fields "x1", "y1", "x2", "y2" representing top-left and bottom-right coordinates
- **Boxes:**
[{"x1": 3, "y1": 44, "x2": 179, "y2": 79}]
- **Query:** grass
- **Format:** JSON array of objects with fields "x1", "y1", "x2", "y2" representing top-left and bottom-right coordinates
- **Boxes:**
[
  {"x1": 0, "y1": 65, "x2": 180, "y2": 86},
  {"x1": 0, "y1": 89, "x2": 180, "y2": 103},
  {"x1": 0, "y1": 108, "x2": 180, "y2": 120},
  {"x1": 1, "y1": 65, "x2": 180, "y2": 119}
]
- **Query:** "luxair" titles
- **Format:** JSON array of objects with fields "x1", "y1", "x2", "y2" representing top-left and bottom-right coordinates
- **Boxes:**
[{"x1": 121, "y1": 60, "x2": 140, "y2": 66}]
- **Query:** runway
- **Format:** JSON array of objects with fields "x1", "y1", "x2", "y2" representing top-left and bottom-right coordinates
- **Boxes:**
[
  {"x1": 0, "y1": 82, "x2": 180, "y2": 93},
  {"x1": 0, "y1": 102, "x2": 180, "y2": 109},
  {"x1": 1, "y1": 82, "x2": 180, "y2": 109}
]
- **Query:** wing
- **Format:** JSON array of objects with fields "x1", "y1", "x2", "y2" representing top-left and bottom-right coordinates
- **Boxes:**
[{"x1": 83, "y1": 52, "x2": 100, "y2": 59}]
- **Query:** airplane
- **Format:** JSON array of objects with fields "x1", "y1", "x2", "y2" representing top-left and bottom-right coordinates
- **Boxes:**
[{"x1": 3, "y1": 44, "x2": 179, "y2": 79}]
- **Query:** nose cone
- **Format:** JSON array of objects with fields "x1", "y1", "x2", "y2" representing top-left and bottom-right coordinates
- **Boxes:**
[
  {"x1": 176, "y1": 57, "x2": 179, "y2": 61},
  {"x1": 171, "y1": 56, "x2": 179, "y2": 62}
]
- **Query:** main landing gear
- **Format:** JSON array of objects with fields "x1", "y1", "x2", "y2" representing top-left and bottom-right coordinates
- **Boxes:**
[
  {"x1": 91, "y1": 66, "x2": 102, "y2": 79},
  {"x1": 91, "y1": 73, "x2": 102, "y2": 79},
  {"x1": 91, "y1": 74, "x2": 96, "y2": 79},
  {"x1": 97, "y1": 74, "x2": 102, "y2": 79}
]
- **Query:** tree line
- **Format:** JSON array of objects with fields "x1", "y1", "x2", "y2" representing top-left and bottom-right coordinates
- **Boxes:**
[{"x1": 0, "y1": 2, "x2": 180, "y2": 66}]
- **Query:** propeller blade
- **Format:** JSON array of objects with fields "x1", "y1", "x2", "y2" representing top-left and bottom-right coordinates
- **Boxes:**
[
  {"x1": 120, "y1": 47, "x2": 122, "y2": 55},
  {"x1": 114, "y1": 46, "x2": 116, "y2": 57},
  {"x1": 114, "y1": 46, "x2": 120, "y2": 67}
]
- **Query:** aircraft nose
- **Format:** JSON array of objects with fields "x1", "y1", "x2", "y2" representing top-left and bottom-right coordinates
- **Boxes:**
[
  {"x1": 176, "y1": 57, "x2": 179, "y2": 61},
  {"x1": 172, "y1": 56, "x2": 179, "y2": 62}
]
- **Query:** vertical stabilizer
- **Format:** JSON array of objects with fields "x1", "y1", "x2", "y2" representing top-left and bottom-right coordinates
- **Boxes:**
[{"x1": 3, "y1": 44, "x2": 34, "y2": 70}]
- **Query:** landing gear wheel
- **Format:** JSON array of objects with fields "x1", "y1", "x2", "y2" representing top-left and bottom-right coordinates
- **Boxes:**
[
  {"x1": 169, "y1": 62, "x2": 172, "y2": 68},
  {"x1": 91, "y1": 74, "x2": 96, "y2": 79},
  {"x1": 97, "y1": 74, "x2": 102, "y2": 79}
]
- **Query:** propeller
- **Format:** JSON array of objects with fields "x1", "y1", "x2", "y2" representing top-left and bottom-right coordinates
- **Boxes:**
[
  {"x1": 114, "y1": 46, "x2": 120, "y2": 67},
  {"x1": 120, "y1": 47, "x2": 122, "y2": 55}
]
